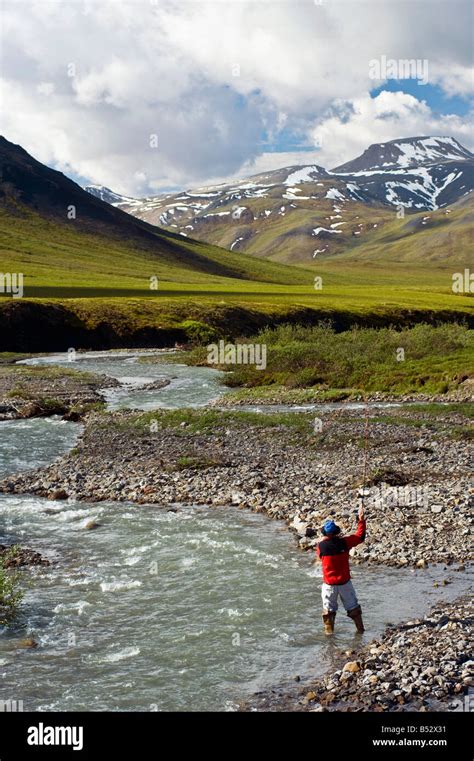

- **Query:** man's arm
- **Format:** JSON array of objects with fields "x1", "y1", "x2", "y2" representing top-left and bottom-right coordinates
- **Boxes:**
[{"x1": 344, "y1": 506, "x2": 366, "y2": 550}]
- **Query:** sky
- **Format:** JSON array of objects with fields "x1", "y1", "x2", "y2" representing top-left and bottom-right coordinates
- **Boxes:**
[{"x1": 1, "y1": 0, "x2": 473, "y2": 196}]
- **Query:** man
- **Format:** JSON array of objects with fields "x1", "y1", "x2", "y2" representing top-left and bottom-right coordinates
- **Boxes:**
[{"x1": 316, "y1": 506, "x2": 366, "y2": 634}]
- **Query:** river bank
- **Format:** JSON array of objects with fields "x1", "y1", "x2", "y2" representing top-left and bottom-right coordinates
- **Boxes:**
[
  {"x1": 0, "y1": 362, "x2": 119, "y2": 420},
  {"x1": 241, "y1": 594, "x2": 473, "y2": 712},
  {"x1": 210, "y1": 385, "x2": 474, "y2": 406},
  {"x1": 2, "y1": 404, "x2": 472, "y2": 569},
  {"x1": 1, "y1": 351, "x2": 472, "y2": 712}
]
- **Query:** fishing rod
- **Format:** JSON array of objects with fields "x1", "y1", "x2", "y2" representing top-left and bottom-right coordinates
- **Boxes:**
[{"x1": 358, "y1": 396, "x2": 370, "y2": 517}]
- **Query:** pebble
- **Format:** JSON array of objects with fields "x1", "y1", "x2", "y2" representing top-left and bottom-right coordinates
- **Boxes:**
[
  {"x1": 1, "y1": 407, "x2": 471, "y2": 569},
  {"x1": 242, "y1": 596, "x2": 473, "y2": 713}
]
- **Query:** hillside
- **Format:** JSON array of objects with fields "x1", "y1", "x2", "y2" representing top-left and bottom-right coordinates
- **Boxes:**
[
  {"x1": 0, "y1": 136, "x2": 472, "y2": 352},
  {"x1": 335, "y1": 193, "x2": 474, "y2": 265},
  {"x1": 91, "y1": 136, "x2": 473, "y2": 265},
  {"x1": 0, "y1": 136, "x2": 311, "y2": 294}
]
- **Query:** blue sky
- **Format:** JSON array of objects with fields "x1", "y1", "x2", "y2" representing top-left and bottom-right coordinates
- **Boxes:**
[{"x1": 371, "y1": 81, "x2": 472, "y2": 117}]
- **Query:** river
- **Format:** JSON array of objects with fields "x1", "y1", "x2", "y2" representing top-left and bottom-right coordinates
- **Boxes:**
[{"x1": 0, "y1": 351, "x2": 469, "y2": 711}]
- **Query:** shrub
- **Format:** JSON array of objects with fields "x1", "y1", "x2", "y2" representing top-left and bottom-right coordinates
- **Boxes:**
[
  {"x1": 0, "y1": 546, "x2": 24, "y2": 626},
  {"x1": 179, "y1": 320, "x2": 220, "y2": 345}
]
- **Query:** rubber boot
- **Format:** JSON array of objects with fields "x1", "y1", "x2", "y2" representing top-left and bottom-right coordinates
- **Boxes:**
[
  {"x1": 322, "y1": 610, "x2": 336, "y2": 634},
  {"x1": 347, "y1": 605, "x2": 365, "y2": 633}
]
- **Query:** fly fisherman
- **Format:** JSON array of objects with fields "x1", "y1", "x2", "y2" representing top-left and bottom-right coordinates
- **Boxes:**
[{"x1": 316, "y1": 506, "x2": 366, "y2": 634}]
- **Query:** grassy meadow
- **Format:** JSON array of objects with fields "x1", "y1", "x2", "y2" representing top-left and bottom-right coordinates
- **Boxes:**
[{"x1": 1, "y1": 195, "x2": 472, "y2": 362}]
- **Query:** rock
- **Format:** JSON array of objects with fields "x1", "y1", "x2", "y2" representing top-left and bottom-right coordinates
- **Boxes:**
[
  {"x1": 343, "y1": 661, "x2": 361, "y2": 673},
  {"x1": 18, "y1": 402, "x2": 43, "y2": 418},
  {"x1": 289, "y1": 516, "x2": 308, "y2": 536},
  {"x1": 48, "y1": 489, "x2": 68, "y2": 501},
  {"x1": 62, "y1": 410, "x2": 82, "y2": 422},
  {"x1": 16, "y1": 638, "x2": 38, "y2": 649},
  {"x1": 0, "y1": 544, "x2": 50, "y2": 567},
  {"x1": 416, "y1": 559, "x2": 428, "y2": 568},
  {"x1": 83, "y1": 520, "x2": 101, "y2": 530},
  {"x1": 142, "y1": 379, "x2": 171, "y2": 391}
]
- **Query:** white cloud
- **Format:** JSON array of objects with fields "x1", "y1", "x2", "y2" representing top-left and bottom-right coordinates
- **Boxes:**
[
  {"x1": 430, "y1": 64, "x2": 474, "y2": 98},
  {"x1": 37, "y1": 82, "x2": 55, "y2": 96},
  {"x1": 310, "y1": 91, "x2": 474, "y2": 169},
  {"x1": 0, "y1": 0, "x2": 472, "y2": 193}
]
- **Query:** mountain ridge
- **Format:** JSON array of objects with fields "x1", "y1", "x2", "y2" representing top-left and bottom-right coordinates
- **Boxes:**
[
  {"x1": 85, "y1": 135, "x2": 473, "y2": 265},
  {"x1": 332, "y1": 135, "x2": 473, "y2": 173}
]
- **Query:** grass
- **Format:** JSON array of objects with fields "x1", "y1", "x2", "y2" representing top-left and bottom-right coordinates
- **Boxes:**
[
  {"x1": 0, "y1": 199, "x2": 473, "y2": 320},
  {"x1": 188, "y1": 322, "x2": 474, "y2": 396},
  {"x1": 171, "y1": 455, "x2": 223, "y2": 471},
  {"x1": 1, "y1": 194, "x2": 472, "y2": 357},
  {"x1": 0, "y1": 203, "x2": 312, "y2": 293},
  {"x1": 213, "y1": 386, "x2": 356, "y2": 404},
  {"x1": 105, "y1": 407, "x2": 317, "y2": 436},
  {"x1": 1, "y1": 263, "x2": 472, "y2": 318},
  {"x1": 0, "y1": 352, "x2": 35, "y2": 364},
  {"x1": 370, "y1": 402, "x2": 474, "y2": 438},
  {"x1": 0, "y1": 364, "x2": 97, "y2": 380},
  {"x1": 0, "y1": 364, "x2": 101, "y2": 400},
  {"x1": 1, "y1": 270, "x2": 472, "y2": 355}
]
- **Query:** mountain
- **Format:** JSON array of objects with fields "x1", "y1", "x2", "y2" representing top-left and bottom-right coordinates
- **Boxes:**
[
  {"x1": 84, "y1": 184, "x2": 141, "y2": 209},
  {"x1": 0, "y1": 136, "x2": 311, "y2": 295},
  {"x1": 324, "y1": 193, "x2": 474, "y2": 266},
  {"x1": 93, "y1": 136, "x2": 472, "y2": 265},
  {"x1": 333, "y1": 136, "x2": 473, "y2": 172},
  {"x1": 330, "y1": 136, "x2": 474, "y2": 212}
]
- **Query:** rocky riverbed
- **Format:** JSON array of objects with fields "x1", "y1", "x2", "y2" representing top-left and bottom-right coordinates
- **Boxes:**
[
  {"x1": 241, "y1": 595, "x2": 473, "y2": 712},
  {"x1": 0, "y1": 543, "x2": 50, "y2": 567},
  {"x1": 0, "y1": 363, "x2": 119, "y2": 420},
  {"x1": 1, "y1": 405, "x2": 472, "y2": 569}
]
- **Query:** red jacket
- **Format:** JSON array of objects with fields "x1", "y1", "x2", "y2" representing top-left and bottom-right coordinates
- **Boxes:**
[{"x1": 317, "y1": 519, "x2": 366, "y2": 585}]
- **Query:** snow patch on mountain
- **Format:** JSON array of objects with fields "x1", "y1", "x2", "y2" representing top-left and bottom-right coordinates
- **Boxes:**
[
  {"x1": 312, "y1": 226, "x2": 342, "y2": 236},
  {"x1": 325, "y1": 188, "x2": 345, "y2": 201},
  {"x1": 284, "y1": 166, "x2": 322, "y2": 185}
]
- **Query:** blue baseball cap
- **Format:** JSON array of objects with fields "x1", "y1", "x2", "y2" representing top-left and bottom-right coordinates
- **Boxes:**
[{"x1": 323, "y1": 520, "x2": 340, "y2": 535}]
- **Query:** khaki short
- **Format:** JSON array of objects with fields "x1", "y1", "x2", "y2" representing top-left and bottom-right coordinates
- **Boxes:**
[{"x1": 322, "y1": 579, "x2": 359, "y2": 613}]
